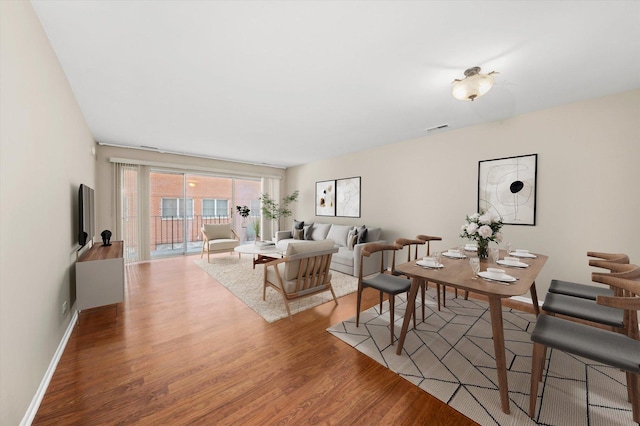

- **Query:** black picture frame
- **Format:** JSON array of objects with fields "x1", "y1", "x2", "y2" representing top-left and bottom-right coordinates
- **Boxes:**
[
  {"x1": 336, "y1": 177, "x2": 361, "y2": 218},
  {"x1": 478, "y1": 154, "x2": 537, "y2": 225}
]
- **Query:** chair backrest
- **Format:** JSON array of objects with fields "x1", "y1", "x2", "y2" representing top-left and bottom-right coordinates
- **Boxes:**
[
  {"x1": 394, "y1": 238, "x2": 425, "y2": 262},
  {"x1": 202, "y1": 223, "x2": 232, "y2": 240},
  {"x1": 588, "y1": 252, "x2": 629, "y2": 267},
  {"x1": 416, "y1": 234, "x2": 442, "y2": 256},
  {"x1": 360, "y1": 243, "x2": 400, "y2": 277},
  {"x1": 283, "y1": 240, "x2": 336, "y2": 281}
]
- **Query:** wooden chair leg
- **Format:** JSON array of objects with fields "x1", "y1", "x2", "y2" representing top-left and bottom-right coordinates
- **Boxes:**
[
  {"x1": 529, "y1": 341, "x2": 546, "y2": 418},
  {"x1": 379, "y1": 291, "x2": 383, "y2": 313},
  {"x1": 420, "y1": 280, "x2": 426, "y2": 321},
  {"x1": 630, "y1": 372, "x2": 639, "y2": 423},
  {"x1": 389, "y1": 294, "x2": 395, "y2": 346},
  {"x1": 464, "y1": 290, "x2": 469, "y2": 300},
  {"x1": 356, "y1": 288, "x2": 363, "y2": 327},
  {"x1": 436, "y1": 284, "x2": 442, "y2": 311},
  {"x1": 442, "y1": 285, "x2": 446, "y2": 307},
  {"x1": 329, "y1": 286, "x2": 338, "y2": 306}
]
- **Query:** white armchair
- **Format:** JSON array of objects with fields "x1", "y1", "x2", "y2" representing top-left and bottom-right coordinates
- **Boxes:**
[{"x1": 200, "y1": 223, "x2": 240, "y2": 263}]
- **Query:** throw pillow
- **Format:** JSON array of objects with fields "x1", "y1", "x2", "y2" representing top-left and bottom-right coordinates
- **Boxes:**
[
  {"x1": 293, "y1": 228, "x2": 305, "y2": 240},
  {"x1": 357, "y1": 225, "x2": 368, "y2": 244},
  {"x1": 347, "y1": 230, "x2": 358, "y2": 250},
  {"x1": 292, "y1": 220, "x2": 304, "y2": 235},
  {"x1": 303, "y1": 223, "x2": 314, "y2": 240}
]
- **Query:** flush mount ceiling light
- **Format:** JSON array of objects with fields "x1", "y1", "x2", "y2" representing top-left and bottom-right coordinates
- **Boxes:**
[{"x1": 452, "y1": 66, "x2": 498, "y2": 101}]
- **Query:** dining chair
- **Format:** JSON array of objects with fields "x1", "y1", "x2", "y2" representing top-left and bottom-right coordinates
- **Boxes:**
[
  {"x1": 548, "y1": 251, "x2": 629, "y2": 299},
  {"x1": 414, "y1": 235, "x2": 454, "y2": 309},
  {"x1": 357, "y1": 243, "x2": 413, "y2": 346},
  {"x1": 393, "y1": 238, "x2": 432, "y2": 319},
  {"x1": 529, "y1": 264, "x2": 640, "y2": 422},
  {"x1": 542, "y1": 258, "x2": 632, "y2": 336}
]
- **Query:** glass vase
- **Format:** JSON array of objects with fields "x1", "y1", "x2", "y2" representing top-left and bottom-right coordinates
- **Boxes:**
[{"x1": 477, "y1": 239, "x2": 489, "y2": 259}]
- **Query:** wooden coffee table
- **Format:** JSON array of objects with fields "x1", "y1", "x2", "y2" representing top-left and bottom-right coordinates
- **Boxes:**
[{"x1": 234, "y1": 244, "x2": 284, "y2": 269}]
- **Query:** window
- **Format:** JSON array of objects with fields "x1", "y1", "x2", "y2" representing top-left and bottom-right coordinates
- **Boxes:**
[
  {"x1": 250, "y1": 199, "x2": 261, "y2": 217},
  {"x1": 161, "y1": 198, "x2": 193, "y2": 219},
  {"x1": 203, "y1": 199, "x2": 229, "y2": 218}
]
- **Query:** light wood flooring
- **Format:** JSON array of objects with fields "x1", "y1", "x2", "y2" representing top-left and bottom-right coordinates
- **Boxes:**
[{"x1": 33, "y1": 254, "x2": 484, "y2": 425}]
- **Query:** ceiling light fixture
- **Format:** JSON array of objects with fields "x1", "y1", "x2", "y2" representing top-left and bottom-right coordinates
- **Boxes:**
[{"x1": 452, "y1": 66, "x2": 498, "y2": 101}]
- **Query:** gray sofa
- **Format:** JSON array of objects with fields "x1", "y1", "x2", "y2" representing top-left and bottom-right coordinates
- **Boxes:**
[{"x1": 275, "y1": 222, "x2": 386, "y2": 277}]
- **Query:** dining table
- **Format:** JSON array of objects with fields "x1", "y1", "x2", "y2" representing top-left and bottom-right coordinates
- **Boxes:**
[{"x1": 394, "y1": 249, "x2": 548, "y2": 415}]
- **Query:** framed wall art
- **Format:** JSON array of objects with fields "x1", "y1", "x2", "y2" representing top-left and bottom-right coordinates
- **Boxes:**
[
  {"x1": 315, "y1": 180, "x2": 336, "y2": 216},
  {"x1": 478, "y1": 154, "x2": 537, "y2": 225},
  {"x1": 336, "y1": 177, "x2": 361, "y2": 218}
]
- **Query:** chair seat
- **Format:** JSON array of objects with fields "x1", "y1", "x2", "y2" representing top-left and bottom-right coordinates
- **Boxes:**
[
  {"x1": 266, "y1": 263, "x2": 332, "y2": 295},
  {"x1": 549, "y1": 279, "x2": 614, "y2": 300},
  {"x1": 542, "y1": 292, "x2": 624, "y2": 327},
  {"x1": 362, "y1": 273, "x2": 411, "y2": 295},
  {"x1": 532, "y1": 314, "x2": 640, "y2": 373},
  {"x1": 206, "y1": 239, "x2": 240, "y2": 250}
]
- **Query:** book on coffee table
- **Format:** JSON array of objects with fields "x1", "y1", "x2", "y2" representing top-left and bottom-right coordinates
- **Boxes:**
[{"x1": 255, "y1": 241, "x2": 276, "y2": 248}]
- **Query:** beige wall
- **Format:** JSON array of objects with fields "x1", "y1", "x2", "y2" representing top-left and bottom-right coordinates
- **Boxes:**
[
  {"x1": 0, "y1": 2, "x2": 96, "y2": 424},
  {"x1": 286, "y1": 89, "x2": 640, "y2": 299}
]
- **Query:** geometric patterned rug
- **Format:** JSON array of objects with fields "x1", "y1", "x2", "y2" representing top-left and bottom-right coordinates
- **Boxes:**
[
  {"x1": 327, "y1": 290, "x2": 634, "y2": 426},
  {"x1": 194, "y1": 256, "x2": 359, "y2": 323}
]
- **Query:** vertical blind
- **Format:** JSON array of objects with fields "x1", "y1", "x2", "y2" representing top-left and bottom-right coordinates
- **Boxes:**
[{"x1": 115, "y1": 163, "x2": 141, "y2": 263}]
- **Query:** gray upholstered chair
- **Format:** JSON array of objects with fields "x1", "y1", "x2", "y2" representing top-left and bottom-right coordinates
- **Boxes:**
[
  {"x1": 542, "y1": 257, "x2": 631, "y2": 335},
  {"x1": 529, "y1": 264, "x2": 640, "y2": 422},
  {"x1": 357, "y1": 243, "x2": 413, "y2": 346},
  {"x1": 263, "y1": 240, "x2": 339, "y2": 321},
  {"x1": 200, "y1": 223, "x2": 240, "y2": 263},
  {"x1": 548, "y1": 251, "x2": 629, "y2": 299}
]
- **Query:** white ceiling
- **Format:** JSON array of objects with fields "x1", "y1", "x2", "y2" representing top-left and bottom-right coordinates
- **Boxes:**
[{"x1": 31, "y1": 1, "x2": 640, "y2": 168}]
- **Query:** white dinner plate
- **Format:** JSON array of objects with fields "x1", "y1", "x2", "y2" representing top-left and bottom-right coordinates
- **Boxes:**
[
  {"x1": 465, "y1": 246, "x2": 478, "y2": 251},
  {"x1": 478, "y1": 271, "x2": 517, "y2": 282},
  {"x1": 416, "y1": 260, "x2": 443, "y2": 268},
  {"x1": 497, "y1": 259, "x2": 529, "y2": 268},
  {"x1": 509, "y1": 251, "x2": 537, "y2": 258},
  {"x1": 443, "y1": 252, "x2": 466, "y2": 259}
]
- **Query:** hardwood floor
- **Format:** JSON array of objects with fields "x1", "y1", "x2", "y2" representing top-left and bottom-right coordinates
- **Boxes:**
[{"x1": 34, "y1": 254, "x2": 479, "y2": 425}]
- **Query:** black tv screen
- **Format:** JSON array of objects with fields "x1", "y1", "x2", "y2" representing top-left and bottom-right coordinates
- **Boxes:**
[{"x1": 78, "y1": 184, "x2": 95, "y2": 247}]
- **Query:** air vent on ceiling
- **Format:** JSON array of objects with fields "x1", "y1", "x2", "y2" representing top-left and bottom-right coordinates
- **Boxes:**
[{"x1": 425, "y1": 124, "x2": 449, "y2": 133}]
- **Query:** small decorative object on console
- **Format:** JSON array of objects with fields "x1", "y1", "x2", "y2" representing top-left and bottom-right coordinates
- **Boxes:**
[
  {"x1": 460, "y1": 211, "x2": 503, "y2": 258},
  {"x1": 101, "y1": 229, "x2": 112, "y2": 246}
]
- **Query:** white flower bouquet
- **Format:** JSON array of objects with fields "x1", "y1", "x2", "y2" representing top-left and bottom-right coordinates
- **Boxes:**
[{"x1": 460, "y1": 211, "x2": 503, "y2": 258}]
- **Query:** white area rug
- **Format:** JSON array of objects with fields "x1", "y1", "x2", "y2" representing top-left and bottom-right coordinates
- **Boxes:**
[
  {"x1": 194, "y1": 256, "x2": 358, "y2": 322},
  {"x1": 328, "y1": 290, "x2": 634, "y2": 426}
]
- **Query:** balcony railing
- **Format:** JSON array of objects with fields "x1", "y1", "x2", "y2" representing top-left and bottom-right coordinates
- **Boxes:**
[{"x1": 150, "y1": 215, "x2": 231, "y2": 251}]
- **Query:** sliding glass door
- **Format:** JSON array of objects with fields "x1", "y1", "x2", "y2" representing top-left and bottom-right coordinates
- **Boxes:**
[{"x1": 149, "y1": 171, "x2": 260, "y2": 258}]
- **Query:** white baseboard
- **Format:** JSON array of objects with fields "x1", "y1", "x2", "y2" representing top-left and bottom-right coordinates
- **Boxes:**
[{"x1": 20, "y1": 310, "x2": 78, "y2": 426}]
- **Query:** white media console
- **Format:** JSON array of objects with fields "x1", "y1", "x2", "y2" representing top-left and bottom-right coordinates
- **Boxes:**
[{"x1": 76, "y1": 241, "x2": 125, "y2": 311}]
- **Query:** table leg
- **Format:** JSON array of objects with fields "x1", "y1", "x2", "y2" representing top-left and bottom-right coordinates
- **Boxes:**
[
  {"x1": 529, "y1": 281, "x2": 540, "y2": 317},
  {"x1": 396, "y1": 277, "x2": 420, "y2": 355},
  {"x1": 488, "y1": 296, "x2": 510, "y2": 414}
]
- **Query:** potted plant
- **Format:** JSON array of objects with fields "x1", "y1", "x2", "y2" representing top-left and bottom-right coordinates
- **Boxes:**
[
  {"x1": 252, "y1": 218, "x2": 261, "y2": 243},
  {"x1": 260, "y1": 190, "x2": 299, "y2": 234},
  {"x1": 236, "y1": 205, "x2": 251, "y2": 227}
]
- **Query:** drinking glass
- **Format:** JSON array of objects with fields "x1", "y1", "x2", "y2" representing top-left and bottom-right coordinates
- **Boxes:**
[
  {"x1": 490, "y1": 248, "x2": 500, "y2": 263},
  {"x1": 433, "y1": 251, "x2": 441, "y2": 266},
  {"x1": 458, "y1": 244, "x2": 465, "y2": 255},
  {"x1": 505, "y1": 242, "x2": 512, "y2": 255},
  {"x1": 469, "y1": 257, "x2": 480, "y2": 279}
]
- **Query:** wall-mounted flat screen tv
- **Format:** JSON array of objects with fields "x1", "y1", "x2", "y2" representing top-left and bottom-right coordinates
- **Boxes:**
[{"x1": 78, "y1": 184, "x2": 95, "y2": 247}]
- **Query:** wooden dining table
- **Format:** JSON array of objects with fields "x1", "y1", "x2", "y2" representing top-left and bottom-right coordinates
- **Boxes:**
[{"x1": 394, "y1": 249, "x2": 548, "y2": 415}]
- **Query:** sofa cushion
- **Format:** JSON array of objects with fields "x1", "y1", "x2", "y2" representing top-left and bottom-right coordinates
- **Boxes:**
[
  {"x1": 332, "y1": 247, "x2": 355, "y2": 267},
  {"x1": 326, "y1": 224, "x2": 353, "y2": 247},
  {"x1": 310, "y1": 223, "x2": 331, "y2": 241},
  {"x1": 206, "y1": 239, "x2": 239, "y2": 251},
  {"x1": 284, "y1": 239, "x2": 335, "y2": 281},
  {"x1": 366, "y1": 227, "x2": 381, "y2": 242},
  {"x1": 356, "y1": 225, "x2": 368, "y2": 243},
  {"x1": 293, "y1": 228, "x2": 305, "y2": 240}
]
